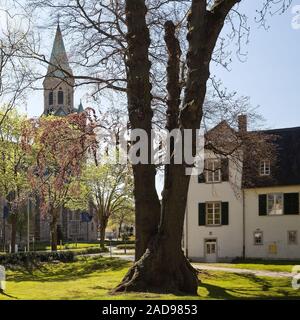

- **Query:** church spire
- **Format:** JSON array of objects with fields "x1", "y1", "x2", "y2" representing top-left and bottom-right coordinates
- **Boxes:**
[
  {"x1": 46, "y1": 23, "x2": 73, "y2": 79},
  {"x1": 43, "y1": 24, "x2": 75, "y2": 116}
]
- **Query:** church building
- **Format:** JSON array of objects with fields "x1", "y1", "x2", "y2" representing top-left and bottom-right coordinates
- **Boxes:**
[
  {"x1": 0, "y1": 24, "x2": 98, "y2": 251},
  {"x1": 36, "y1": 24, "x2": 98, "y2": 243}
]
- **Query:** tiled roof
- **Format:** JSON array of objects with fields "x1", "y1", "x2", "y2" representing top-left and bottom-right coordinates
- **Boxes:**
[{"x1": 243, "y1": 126, "x2": 300, "y2": 188}]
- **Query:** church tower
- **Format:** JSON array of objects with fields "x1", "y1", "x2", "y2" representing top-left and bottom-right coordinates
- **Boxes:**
[{"x1": 43, "y1": 24, "x2": 76, "y2": 116}]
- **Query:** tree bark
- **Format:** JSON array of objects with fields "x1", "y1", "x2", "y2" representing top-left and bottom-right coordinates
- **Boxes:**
[
  {"x1": 113, "y1": 15, "x2": 199, "y2": 295},
  {"x1": 114, "y1": 0, "x2": 240, "y2": 295},
  {"x1": 118, "y1": 220, "x2": 123, "y2": 240},
  {"x1": 125, "y1": 0, "x2": 161, "y2": 261},
  {"x1": 99, "y1": 218, "x2": 108, "y2": 250}
]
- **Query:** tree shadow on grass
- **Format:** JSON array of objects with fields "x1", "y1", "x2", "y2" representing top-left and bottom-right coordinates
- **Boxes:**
[
  {"x1": 275, "y1": 289, "x2": 300, "y2": 300},
  {"x1": 237, "y1": 273, "x2": 272, "y2": 291},
  {"x1": 230, "y1": 273, "x2": 300, "y2": 300},
  {"x1": 0, "y1": 289, "x2": 18, "y2": 300},
  {"x1": 199, "y1": 272, "x2": 294, "y2": 300},
  {"x1": 200, "y1": 282, "x2": 237, "y2": 300},
  {"x1": 7, "y1": 257, "x2": 130, "y2": 283}
]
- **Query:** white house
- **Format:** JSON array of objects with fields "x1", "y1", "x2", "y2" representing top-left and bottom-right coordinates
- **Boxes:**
[{"x1": 184, "y1": 116, "x2": 300, "y2": 262}]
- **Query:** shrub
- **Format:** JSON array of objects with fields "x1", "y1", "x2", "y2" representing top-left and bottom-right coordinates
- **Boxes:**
[
  {"x1": 115, "y1": 244, "x2": 135, "y2": 250},
  {"x1": 73, "y1": 247, "x2": 108, "y2": 255},
  {"x1": 0, "y1": 246, "x2": 108, "y2": 267},
  {"x1": 0, "y1": 251, "x2": 75, "y2": 267},
  {"x1": 104, "y1": 240, "x2": 135, "y2": 246}
]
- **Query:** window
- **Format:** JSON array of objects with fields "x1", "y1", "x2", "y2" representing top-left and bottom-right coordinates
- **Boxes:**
[
  {"x1": 288, "y1": 231, "x2": 297, "y2": 245},
  {"x1": 68, "y1": 90, "x2": 71, "y2": 105},
  {"x1": 70, "y1": 220, "x2": 79, "y2": 235},
  {"x1": 260, "y1": 160, "x2": 271, "y2": 176},
  {"x1": 49, "y1": 91, "x2": 54, "y2": 105},
  {"x1": 259, "y1": 193, "x2": 299, "y2": 216},
  {"x1": 254, "y1": 231, "x2": 263, "y2": 245},
  {"x1": 205, "y1": 240, "x2": 217, "y2": 254},
  {"x1": 267, "y1": 193, "x2": 283, "y2": 215},
  {"x1": 58, "y1": 89, "x2": 64, "y2": 104},
  {"x1": 205, "y1": 159, "x2": 221, "y2": 183},
  {"x1": 206, "y1": 202, "x2": 221, "y2": 226}
]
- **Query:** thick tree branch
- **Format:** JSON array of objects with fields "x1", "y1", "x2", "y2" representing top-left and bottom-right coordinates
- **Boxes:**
[{"x1": 211, "y1": 0, "x2": 241, "y2": 18}]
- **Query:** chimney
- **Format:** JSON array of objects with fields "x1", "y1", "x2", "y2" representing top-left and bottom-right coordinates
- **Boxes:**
[{"x1": 238, "y1": 115, "x2": 247, "y2": 133}]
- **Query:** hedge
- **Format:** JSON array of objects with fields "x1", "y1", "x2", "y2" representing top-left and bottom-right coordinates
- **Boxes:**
[
  {"x1": 115, "y1": 244, "x2": 135, "y2": 250},
  {"x1": 105, "y1": 240, "x2": 135, "y2": 245},
  {"x1": 0, "y1": 247, "x2": 107, "y2": 266},
  {"x1": 0, "y1": 251, "x2": 75, "y2": 266},
  {"x1": 74, "y1": 247, "x2": 108, "y2": 255}
]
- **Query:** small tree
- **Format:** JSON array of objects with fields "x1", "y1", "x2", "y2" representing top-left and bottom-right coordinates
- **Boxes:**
[
  {"x1": 68, "y1": 159, "x2": 134, "y2": 250},
  {"x1": 109, "y1": 205, "x2": 134, "y2": 240},
  {"x1": 21, "y1": 111, "x2": 98, "y2": 251},
  {"x1": 0, "y1": 106, "x2": 30, "y2": 253}
]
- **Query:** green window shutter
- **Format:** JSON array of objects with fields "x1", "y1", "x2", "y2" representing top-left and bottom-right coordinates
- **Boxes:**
[
  {"x1": 284, "y1": 193, "x2": 299, "y2": 215},
  {"x1": 259, "y1": 194, "x2": 267, "y2": 216},
  {"x1": 198, "y1": 203, "x2": 206, "y2": 226},
  {"x1": 221, "y1": 202, "x2": 229, "y2": 225},
  {"x1": 221, "y1": 158, "x2": 229, "y2": 182}
]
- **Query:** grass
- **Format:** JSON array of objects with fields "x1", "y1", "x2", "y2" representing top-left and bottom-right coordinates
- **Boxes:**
[
  {"x1": 1, "y1": 257, "x2": 300, "y2": 300},
  {"x1": 197, "y1": 260, "x2": 300, "y2": 273},
  {"x1": 32, "y1": 241, "x2": 135, "y2": 252},
  {"x1": 33, "y1": 242, "x2": 101, "y2": 252}
]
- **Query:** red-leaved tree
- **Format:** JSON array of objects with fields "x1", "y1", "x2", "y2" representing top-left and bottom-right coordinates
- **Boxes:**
[{"x1": 21, "y1": 109, "x2": 98, "y2": 251}]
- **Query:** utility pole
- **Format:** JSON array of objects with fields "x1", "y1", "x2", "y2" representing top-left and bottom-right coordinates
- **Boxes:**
[
  {"x1": 3, "y1": 218, "x2": 5, "y2": 252},
  {"x1": 3, "y1": 204, "x2": 9, "y2": 253},
  {"x1": 27, "y1": 198, "x2": 30, "y2": 252},
  {"x1": 86, "y1": 221, "x2": 89, "y2": 242}
]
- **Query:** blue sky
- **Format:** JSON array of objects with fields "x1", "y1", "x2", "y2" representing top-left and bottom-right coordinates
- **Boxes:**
[
  {"x1": 212, "y1": 1, "x2": 300, "y2": 129},
  {"x1": 22, "y1": 1, "x2": 300, "y2": 129}
]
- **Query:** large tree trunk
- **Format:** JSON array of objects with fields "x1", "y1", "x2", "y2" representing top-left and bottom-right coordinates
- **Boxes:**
[
  {"x1": 114, "y1": 164, "x2": 198, "y2": 294},
  {"x1": 133, "y1": 165, "x2": 160, "y2": 260},
  {"x1": 125, "y1": 0, "x2": 161, "y2": 260},
  {"x1": 114, "y1": 0, "x2": 239, "y2": 295},
  {"x1": 10, "y1": 213, "x2": 17, "y2": 253},
  {"x1": 114, "y1": 16, "x2": 199, "y2": 294}
]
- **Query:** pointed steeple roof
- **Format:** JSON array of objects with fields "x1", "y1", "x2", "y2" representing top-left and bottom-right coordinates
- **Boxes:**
[
  {"x1": 77, "y1": 100, "x2": 84, "y2": 113},
  {"x1": 46, "y1": 24, "x2": 73, "y2": 79}
]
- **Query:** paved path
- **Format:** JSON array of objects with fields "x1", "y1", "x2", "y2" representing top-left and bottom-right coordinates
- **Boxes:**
[
  {"x1": 192, "y1": 264, "x2": 293, "y2": 278},
  {"x1": 82, "y1": 250, "x2": 293, "y2": 278},
  {"x1": 82, "y1": 248, "x2": 135, "y2": 262}
]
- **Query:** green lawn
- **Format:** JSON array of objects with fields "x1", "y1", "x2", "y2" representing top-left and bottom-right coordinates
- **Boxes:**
[
  {"x1": 198, "y1": 260, "x2": 300, "y2": 273},
  {"x1": 1, "y1": 256, "x2": 300, "y2": 300},
  {"x1": 33, "y1": 242, "x2": 101, "y2": 252}
]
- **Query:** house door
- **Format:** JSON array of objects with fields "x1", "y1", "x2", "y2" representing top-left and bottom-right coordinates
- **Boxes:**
[{"x1": 205, "y1": 239, "x2": 217, "y2": 262}]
